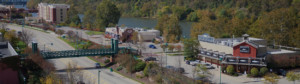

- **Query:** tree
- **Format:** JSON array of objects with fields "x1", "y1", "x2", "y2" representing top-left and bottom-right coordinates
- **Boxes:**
[
  {"x1": 155, "y1": 14, "x2": 169, "y2": 35},
  {"x1": 19, "y1": 29, "x2": 33, "y2": 45},
  {"x1": 175, "y1": 45, "x2": 182, "y2": 52},
  {"x1": 40, "y1": 72, "x2": 62, "y2": 84},
  {"x1": 83, "y1": 8, "x2": 96, "y2": 30},
  {"x1": 66, "y1": 30, "x2": 74, "y2": 39},
  {"x1": 264, "y1": 73, "x2": 280, "y2": 84},
  {"x1": 226, "y1": 65, "x2": 234, "y2": 75},
  {"x1": 167, "y1": 44, "x2": 174, "y2": 52},
  {"x1": 250, "y1": 67, "x2": 259, "y2": 77},
  {"x1": 163, "y1": 15, "x2": 182, "y2": 43},
  {"x1": 194, "y1": 64, "x2": 210, "y2": 80},
  {"x1": 260, "y1": 67, "x2": 268, "y2": 76},
  {"x1": 140, "y1": 2, "x2": 152, "y2": 17},
  {"x1": 66, "y1": 62, "x2": 85, "y2": 83},
  {"x1": 131, "y1": 32, "x2": 139, "y2": 44},
  {"x1": 96, "y1": 0, "x2": 121, "y2": 31},
  {"x1": 143, "y1": 62, "x2": 156, "y2": 77},
  {"x1": 286, "y1": 71, "x2": 300, "y2": 84},
  {"x1": 183, "y1": 38, "x2": 199, "y2": 59},
  {"x1": 56, "y1": 29, "x2": 65, "y2": 35}
]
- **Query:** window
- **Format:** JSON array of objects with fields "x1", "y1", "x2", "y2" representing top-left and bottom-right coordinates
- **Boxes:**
[{"x1": 240, "y1": 46, "x2": 250, "y2": 53}]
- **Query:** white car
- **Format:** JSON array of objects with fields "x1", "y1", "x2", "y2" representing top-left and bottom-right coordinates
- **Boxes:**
[
  {"x1": 202, "y1": 63, "x2": 214, "y2": 69},
  {"x1": 190, "y1": 60, "x2": 201, "y2": 66}
]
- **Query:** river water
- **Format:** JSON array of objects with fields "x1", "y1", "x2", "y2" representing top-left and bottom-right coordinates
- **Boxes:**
[
  {"x1": 13, "y1": 4, "x2": 193, "y2": 37},
  {"x1": 118, "y1": 17, "x2": 193, "y2": 37},
  {"x1": 78, "y1": 14, "x2": 193, "y2": 37}
]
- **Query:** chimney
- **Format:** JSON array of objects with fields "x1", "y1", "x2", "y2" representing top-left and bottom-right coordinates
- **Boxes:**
[{"x1": 242, "y1": 34, "x2": 249, "y2": 42}]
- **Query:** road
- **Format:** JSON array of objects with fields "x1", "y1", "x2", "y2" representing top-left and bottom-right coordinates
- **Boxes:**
[
  {"x1": 7, "y1": 24, "x2": 139, "y2": 84},
  {"x1": 57, "y1": 27, "x2": 110, "y2": 45}
]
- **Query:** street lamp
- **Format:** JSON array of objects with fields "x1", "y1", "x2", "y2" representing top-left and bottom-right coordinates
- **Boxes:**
[
  {"x1": 165, "y1": 43, "x2": 168, "y2": 66},
  {"x1": 98, "y1": 69, "x2": 101, "y2": 84}
]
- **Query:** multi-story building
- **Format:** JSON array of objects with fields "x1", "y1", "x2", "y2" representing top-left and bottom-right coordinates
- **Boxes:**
[
  {"x1": 38, "y1": 3, "x2": 70, "y2": 24},
  {"x1": 198, "y1": 34, "x2": 288, "y2": 73}
]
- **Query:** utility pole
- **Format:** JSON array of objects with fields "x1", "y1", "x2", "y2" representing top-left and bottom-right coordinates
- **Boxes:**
[{"x1": 98, "y1": 70, "x2": 101, "y2": 84}]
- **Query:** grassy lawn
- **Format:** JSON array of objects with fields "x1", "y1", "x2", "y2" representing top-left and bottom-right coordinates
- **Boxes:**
[
  {"x1": 58, "y1": 37, "x2": 77, "y2": 48},
  {"x1": 167, "y1": 53, "x2": 183, "y2": 56},
  {"x1": 85, "y1": 31, "x2": 104, "y2": 35}
]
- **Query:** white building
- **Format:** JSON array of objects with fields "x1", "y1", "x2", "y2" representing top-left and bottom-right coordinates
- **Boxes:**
[
  {"x1": 38, "y1": 3, "x2": 70, "y2": 24},
  {"x1": 105, "y1": 27, "x2": 160, "y2": 42}
]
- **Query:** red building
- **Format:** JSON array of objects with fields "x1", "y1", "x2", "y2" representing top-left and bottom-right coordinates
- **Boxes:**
[
  {"x1": 233, "y1": 41, "x2": 258, "y2": 58},
  {"x1": 199, "y1": 34, "x2": 267, "y2": 73}
]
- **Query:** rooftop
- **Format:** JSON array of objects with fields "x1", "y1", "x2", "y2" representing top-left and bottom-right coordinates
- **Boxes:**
[
  {"x1": 268, "y1": 49, "x2": 297, "y2": 54},
  {"x1": 0, "y1": 42, "x2": 18, "y2": 58}
]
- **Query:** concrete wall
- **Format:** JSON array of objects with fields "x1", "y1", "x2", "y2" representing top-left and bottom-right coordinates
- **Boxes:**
[{"x1": 199, "y1": 41, "x2": 233, "y2": 54}]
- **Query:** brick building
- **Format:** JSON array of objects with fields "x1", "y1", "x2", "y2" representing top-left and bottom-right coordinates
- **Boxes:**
[
  {"x1": 198, "y1": 34, "x2": 268, "y2": 73},
  {"x1": 38, "y1": 3, "x2": 70, "y2": 24}
]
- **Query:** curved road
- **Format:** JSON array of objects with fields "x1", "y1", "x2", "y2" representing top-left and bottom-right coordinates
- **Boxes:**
[{"x1": 7, "y1": 24, "x2": 139, "y2": 84}]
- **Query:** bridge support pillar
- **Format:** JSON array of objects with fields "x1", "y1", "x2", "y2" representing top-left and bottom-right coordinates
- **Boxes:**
[{"x1": 32, "y1": 42, "x2": 38, "y2": 53}]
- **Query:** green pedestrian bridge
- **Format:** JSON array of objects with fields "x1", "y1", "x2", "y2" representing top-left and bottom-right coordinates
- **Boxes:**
[{"x1": 32, "y1": 39, "x2": 128, "y2": 59}]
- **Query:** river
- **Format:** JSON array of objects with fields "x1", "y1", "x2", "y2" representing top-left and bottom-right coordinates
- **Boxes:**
[
  {"x1": 12, "y1": 4, "x2": 193, "y2": 37},
  {"x1": 79, "y1": 14, "x2": 193, "y2": 37}
]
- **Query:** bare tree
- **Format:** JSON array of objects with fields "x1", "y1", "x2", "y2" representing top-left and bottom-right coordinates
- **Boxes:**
[
  {"x1": 66, "y1": 62, "x2": 85, "y2": 83},
  {"x1": 56, "y1": 29, "x2": 65, "y2": 35},
  {"x1": 67, "y1": 30, "x2": 74, "y2": 39},
  {"x1": 20, "y1": 29, "x2": 33, "y2": 44}
]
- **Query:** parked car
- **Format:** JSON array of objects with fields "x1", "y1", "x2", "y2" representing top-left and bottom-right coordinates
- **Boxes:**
[
  {"x1": 95, "y1": 63, "x2": 101, "y2": 68},
  {"x1": 149, "y1": 44, "x2": 156, "y2": 49},
  {"x1": 278, "y1": 69, "x2": 287, "y2": 76},
  {"x1": 144, "y1": 57, "x2": 156, "y2": 61},
  {"x1": 190, "y1": 60, "x2": 201, "y2": 66},
  {"x1": 175, "y1": 67, "x2": 185, "y2": 73},
  {"x1": 186, "y1": 61, "x2": 190, "y2": 65},
  {"x1": 202, "y1": 63, "x2": 214, "y2": 69},
  {"x1": 165, "y1": 66, "x2": 184, "y2": 73},
  {"x1": 165, "y1": 66, "x2": 175, "y2": 70}
]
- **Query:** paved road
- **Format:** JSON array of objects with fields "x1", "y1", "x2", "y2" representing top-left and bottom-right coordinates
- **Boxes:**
[
  {"x1": 57, "y1": 27, "x2": 111, "y2": 45},
  {"x1": 7, "y1": 24, "x2": 139, "y2": 84}
]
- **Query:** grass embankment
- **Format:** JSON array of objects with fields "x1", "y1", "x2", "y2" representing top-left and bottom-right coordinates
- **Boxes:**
[
  {"x1": 85, "y1": 31, "x2": 104, "y2": 35},
  {"x1": 12, "y1": 24, "x2": 50, "y2": 33},
  {"x1": 58, "y1": 37, "x2": 92, "y2": 49}
]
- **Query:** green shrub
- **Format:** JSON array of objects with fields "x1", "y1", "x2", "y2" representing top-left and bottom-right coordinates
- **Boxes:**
[
  {"x1": 136, "y1": 74, "x2": 144, "y2": 79},
  {"x1": 251, "y1": 67, "x2": 259, "y2": 77},
  {"x1": 185, "y1": 57, "x2": 196, "y2": 61},
  {"x1": 116, "y1": 66, "x2": 123, "y2": 71},
  {"x1": 134, "y1": 61, "x2": 146, "y2": 72},
  {"x1": 104, "y1": 59, "x2": 110, "y2": 63},
  {"x1": 226, "y1": 65, "x2": 235, "y2": 75},
  {"x1": 143, "y1": 62, "x2": 155, "y2": 77},
  {"x1": 233, "y1": 73, "x2": 239, "y2": 76},
  {"x1": 260, "y1": 67, "x2": 268, "y2": 76}
]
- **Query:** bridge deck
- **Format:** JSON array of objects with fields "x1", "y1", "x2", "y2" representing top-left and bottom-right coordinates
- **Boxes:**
[{"x1": 41, "y1": 49, "x2": 115, "y2": 59}]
